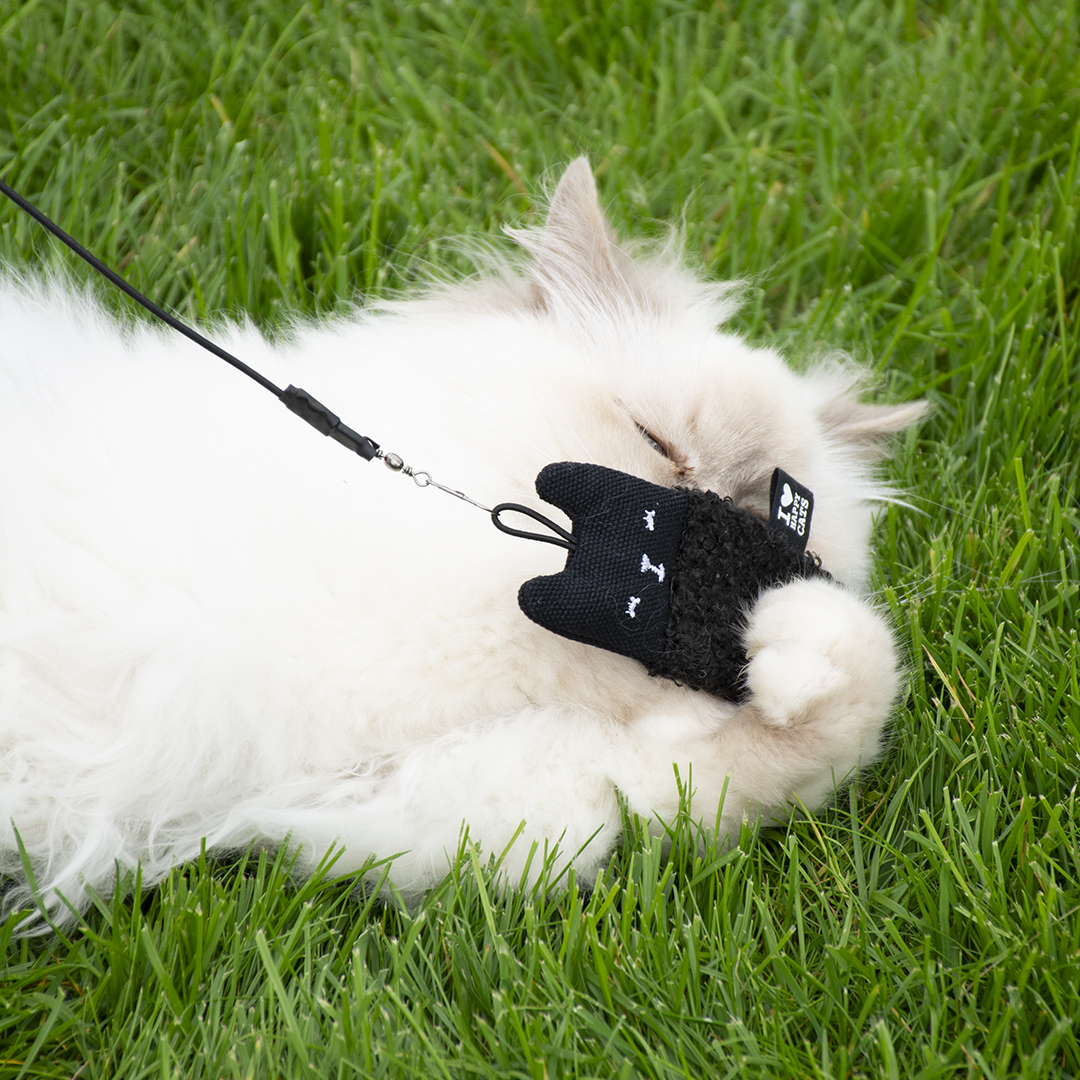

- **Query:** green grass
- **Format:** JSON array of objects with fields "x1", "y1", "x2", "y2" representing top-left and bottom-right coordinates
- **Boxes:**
[{"x1": 2, "y1": 0, "x2": 1079, "y2": 1075}]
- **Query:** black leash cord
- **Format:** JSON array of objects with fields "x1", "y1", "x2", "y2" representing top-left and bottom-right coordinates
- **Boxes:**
[{"x1": 0, "y1": 176, "x2": 380, "y2": 461}]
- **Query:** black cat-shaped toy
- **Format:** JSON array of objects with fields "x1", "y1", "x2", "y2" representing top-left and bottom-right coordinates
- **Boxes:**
[{"x1": 506, "y1": 462, "x2": 831, "y2": 703}]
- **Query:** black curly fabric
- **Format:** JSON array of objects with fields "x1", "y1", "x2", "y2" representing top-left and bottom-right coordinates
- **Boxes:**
[
  {"x1": 516, "y1": 462, "x2": 832, "y2": 703},
  {"x1": 649, "y1": 489, "x2": 832, "y2": 702}
]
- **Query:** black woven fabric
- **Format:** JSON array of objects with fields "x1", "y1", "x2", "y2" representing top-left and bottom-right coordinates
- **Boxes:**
[
  {"x1": 518, "y1": 462, "x2": 691, "y2": 663},
  {"x1": 651, "y1": 489, "x2": 832, "y2": 701},
  {"x1": 517, "y1": 463, "x2": 832, "y2": 703}
]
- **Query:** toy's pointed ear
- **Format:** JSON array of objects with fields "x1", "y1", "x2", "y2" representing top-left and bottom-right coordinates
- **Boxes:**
[
  {"x1": 513, "y1": 158, "x2": 639, "y2": 315},
  {"x1": 818, "y1": 396, "x2": 928, "y2": 458}
]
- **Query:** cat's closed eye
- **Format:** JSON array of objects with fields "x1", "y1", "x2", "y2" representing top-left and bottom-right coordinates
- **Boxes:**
[{"x1": 637, "y1": 423, "x2": 671, "y2": 460}]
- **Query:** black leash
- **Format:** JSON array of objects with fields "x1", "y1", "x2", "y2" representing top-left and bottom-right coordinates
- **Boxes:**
[{"x1": 0, "y1": 176, "x2": 575, "y2": 551}]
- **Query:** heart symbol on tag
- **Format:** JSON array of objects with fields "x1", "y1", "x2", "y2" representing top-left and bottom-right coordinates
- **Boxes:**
[{"x1": 780, "y1": 482, "x2": 794, "y2": 508}]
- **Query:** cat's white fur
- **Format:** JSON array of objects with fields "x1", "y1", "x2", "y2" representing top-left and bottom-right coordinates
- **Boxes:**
[{"x1": 0, "y1": 160, "x2": 922, "y2": 927}]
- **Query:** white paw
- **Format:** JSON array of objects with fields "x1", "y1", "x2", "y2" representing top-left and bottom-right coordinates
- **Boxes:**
[
  {"x1": 745, "y1": 640, "x2": 847, "y2": 726},
  {"x1": 743, "y1": 577, "x2": 895, "y2": 727}
]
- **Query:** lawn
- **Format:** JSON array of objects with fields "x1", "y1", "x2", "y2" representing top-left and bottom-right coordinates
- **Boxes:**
[{"x1": 1, "y1": 0, "x2": 1078, "y2": 1076}]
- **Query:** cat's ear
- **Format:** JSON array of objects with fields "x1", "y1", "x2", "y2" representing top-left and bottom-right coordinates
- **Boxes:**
[
  {"x1": 513, "y1": 158, "x2": 639, "y2": 314},
  {"x1": 540, "y1": 158, "x2": 620, "y2": 265},
  {"x1": 818, "y1": 395, "x2": 928, "y2": 458}
]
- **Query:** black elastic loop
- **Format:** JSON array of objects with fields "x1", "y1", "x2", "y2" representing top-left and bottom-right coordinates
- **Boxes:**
[{"x1": 491, "y1": 504, "x2": 577, "y2": 551}]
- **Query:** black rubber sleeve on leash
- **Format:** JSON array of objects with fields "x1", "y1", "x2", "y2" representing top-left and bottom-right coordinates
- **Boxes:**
[{"x1": 280, "y1": 385, "x2": 380, "y2": 460}]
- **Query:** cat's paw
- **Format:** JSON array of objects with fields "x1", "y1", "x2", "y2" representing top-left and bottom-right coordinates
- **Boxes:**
[
  {"x1": 743, "y1": 577, "x2": 896, "y2": 728},
  {"x1": 745, "y1": 639, "x2": 848, "y2": 726}
]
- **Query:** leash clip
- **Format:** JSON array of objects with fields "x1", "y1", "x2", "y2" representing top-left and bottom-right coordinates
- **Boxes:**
[
  {"x1": 379, "y1": 451, "x2": 576, "y2": 551},
  {"x1": 379, "y1": 451, "x2": 492, "y2": 513}
]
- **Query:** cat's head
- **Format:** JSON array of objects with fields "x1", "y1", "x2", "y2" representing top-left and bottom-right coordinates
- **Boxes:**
[{"x1": 500, "y1": 159, "x2": 925, "y2": 589}]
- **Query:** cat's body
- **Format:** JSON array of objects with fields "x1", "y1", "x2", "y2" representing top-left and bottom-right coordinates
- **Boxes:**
[{"x1": 0, "y1": 161, "x2": 922, "y2": 926}]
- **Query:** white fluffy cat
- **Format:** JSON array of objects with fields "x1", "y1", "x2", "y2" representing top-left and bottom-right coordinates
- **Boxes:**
[{"x1": 0, "y1": 159, "x2": 923, "y2": 927}]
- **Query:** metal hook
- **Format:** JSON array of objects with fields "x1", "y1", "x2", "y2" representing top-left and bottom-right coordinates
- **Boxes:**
[
  {"x1": 378, "y1": 450, "x2": 575, "y2": 550},
  {"x1": 378, "y1": 450, "x2": 492, "y2": 512}
]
